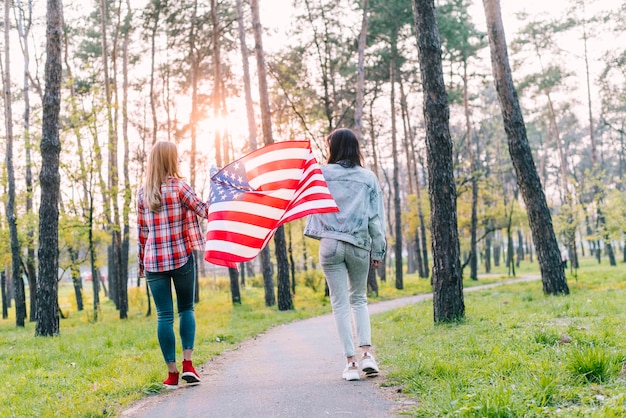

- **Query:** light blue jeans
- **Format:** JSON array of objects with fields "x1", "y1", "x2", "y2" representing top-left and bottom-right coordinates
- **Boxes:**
[
  {"x1": 146, "y1": 255, "x2": 196, "y2": 364},
  {"x1": 319, "y1": 238, "x2": 372, "y2": 358}
]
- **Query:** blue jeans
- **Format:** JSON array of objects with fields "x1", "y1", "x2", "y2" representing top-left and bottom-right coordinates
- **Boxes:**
[
  {"x1": 319, "y1": 238, "x2": 372, "y2": 358},
  {"x1": 146, "y1": 255, "x2": 196, "y2": 364}
]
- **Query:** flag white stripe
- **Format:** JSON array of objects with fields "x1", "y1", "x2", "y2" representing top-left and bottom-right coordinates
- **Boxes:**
[
  {"x1": 210, "y1": 201, "x2": 286, "y2": 220},
  {"x1": 248, "y1": 168, "x2": 304, "y2": 190},
  {"x1": 205, "y1": 220, "x2": 271, "y2": 239},
  {"x1": 205, "y1": 240, "x2": 263, "y2": 258},
  {"x1": 281, "y1": 199, "x2": 338, "y2": 221},
  {"x1": 244, "y1": 148, "x2": 308, "y2": 173}
]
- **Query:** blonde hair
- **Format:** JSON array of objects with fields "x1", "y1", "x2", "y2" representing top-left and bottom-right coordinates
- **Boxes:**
[{"x1": 143, "y1": 141, "x2": 183, "y2": 212}]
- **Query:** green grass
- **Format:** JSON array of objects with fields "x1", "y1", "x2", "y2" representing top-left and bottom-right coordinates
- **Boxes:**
[
  {"x1": 373, "y1": 258, "x2": 626, "y2": 417},
  {"x1": 0, "y1": 257, "x2": 623, "y2": 417},
  {"x1": 0, "y1": 277, "x2": 333, "y2": 417}
]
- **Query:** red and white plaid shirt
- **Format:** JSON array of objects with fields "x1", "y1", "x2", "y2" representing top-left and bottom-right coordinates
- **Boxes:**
[{"x1": 137, "y1": 177, "x2": 209, "y2": 276}]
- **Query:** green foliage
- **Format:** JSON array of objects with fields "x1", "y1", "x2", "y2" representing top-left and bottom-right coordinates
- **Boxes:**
[{"x1": 374, "y1": 258, "x2": 626, "y2": 416}]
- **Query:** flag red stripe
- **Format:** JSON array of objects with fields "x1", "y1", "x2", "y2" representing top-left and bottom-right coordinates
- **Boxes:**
[
  {"x1": 207, "y1": 211, "x2": 278, "y2": 229},
  {"x1": 206, "y1": 230, "x2": 267, "y2": 249}
]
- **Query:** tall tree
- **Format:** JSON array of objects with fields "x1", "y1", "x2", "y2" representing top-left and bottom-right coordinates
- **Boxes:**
[
  {"x1": 437, "y1": 0, "x2": 486, "y2": 281},
  {"x1": 4, "y1": 0, "x2": 27, "y2": 327},
  {"x1": 390, "y1": 57, "x2": 403, "y2": 289},
  {"x1": 120, "y1": 0, "x2": 132, "y2": 316},
  {"x1": 412, "y1": 0, "x2": 464, "y2": 322},
  {"x1": 62, "y1": 21, "x2": 104, "y2": 319},
  {"x1": 235, "y1": 0, "x2": 257, "y2": 152},
  {"x1": 211, "y1": 0, "x2": 241, "y2": 305},
  {"x1": 36, "y1": 0, "x2": 62, "y2": 336},
  {"x1": 354, "y1": 0, "x2": 368, "y2": 140},
  {"x1": 250, "y1": 0, "x2": 292, "y2": 309},
  {"x1": 143, "y1": 0, "x2": 162, "y2": 145},
  {"x1": 15, "y1": 0, "x2": 38, "y2": 321},
  {"x1": 250, "y1": 0, "x2": 274, "y2": 307},
  {"x1": 482, "y1": 0, "x2": 569, "y2": 295},
  {"x1": 100, "y1": 0, "x2": 125, "y2": 318}
]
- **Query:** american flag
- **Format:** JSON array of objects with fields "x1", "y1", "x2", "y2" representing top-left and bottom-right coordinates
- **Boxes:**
[{"x1": 204, "y1": 141, "x2": 338, "y2": 268}]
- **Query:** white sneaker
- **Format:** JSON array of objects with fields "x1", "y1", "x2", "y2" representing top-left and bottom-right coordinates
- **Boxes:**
[
  {"x1": 361, "y1": 352, "x2": 379, "y2": 376},
  {"x1": 342, "y1": 362, "x2": 360, "y2": 381}
]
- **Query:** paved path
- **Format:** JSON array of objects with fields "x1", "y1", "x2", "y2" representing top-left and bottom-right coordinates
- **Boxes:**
[{"x1": 122, "y1": 276, "x2": 540, "y2": 418}]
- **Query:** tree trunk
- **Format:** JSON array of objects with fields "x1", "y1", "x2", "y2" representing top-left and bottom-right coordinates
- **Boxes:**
[
  {"x1": 413, "y1": 231, "x2": 423, "y2": 276},
  {"x1": 417, "y1": 163, "x2": 429, "y2": 278},
  {"x1": 99, "y1": 0, "x2": 123, "y2": 312},
  {"x1": 120, "y1": 0, "x2": 132, "y2": 319},
  {"x1": 390, "y1": 54, "x2": 403, "y2": 290},
  {"x1": 463, "y1": 61, "x2": 478, "y2": 281},
  {"x1": 482, "y1": 0, "x2": 568, "y2": 295},
  {"x1": 275, "y1": 226, "x2": 293, "y2": 310},
  {"x1": 64, "y1": 21, "x2": 98, "y2": 316},
  {"x1": 516, "y1": 229, "x2": 524, "y2": 267},
  {"x1": 36, "y1": 0, "x2": 62, "y2": 336},
  {"x1": 68, "y1": 248, "x2": 84, "y2": 311},
  {"x1": 228, "y1": 268, "x2": 242, "y2": 305},
  {"x1": 4, "y1": 0, "x2": 27, "y2": 327},
  {"x1": 235, "y1": 0, "x2": 257, "y2": 152},
  {"x1": 148, "y1": 0, "x2": 160, "y2": 145},
  {"x1": 251, "y1": 0, "x2": 287, "y2": 307},
  {"x1": 485, "y1": 231, "x2": 492, "y2": 273},
  {"x1": 412, "y1": 0, "x2": 464, "y2": 322},
  {"x1": 260, "y1": 246, "x2": 275, "y2": 306},
  {"x1": 1, "y1": 271, "x2": 7, "y2": 319},
  {"x1": 288, "y1": 225, "x2": 296, "y2": 295},
  {"x1": 16, "y1": 0, "x2": 38, "y2": 321},
  {"x1": 354, "y1": 0, "x2": 368, "y2": 140},
  {"x1": 493, "y1": 239, "x2": 501, "y2": 267}
]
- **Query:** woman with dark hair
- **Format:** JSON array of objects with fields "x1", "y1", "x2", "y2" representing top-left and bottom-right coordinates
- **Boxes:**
[
  {"x1": 305, "y1": 128, "x2": 387, "y2": 381},
  {"x1": 137, "y1": 140, "x2": 208, "y2": 389}
]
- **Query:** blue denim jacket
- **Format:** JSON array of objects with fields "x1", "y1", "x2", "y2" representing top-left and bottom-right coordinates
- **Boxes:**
[{"x1": 304, "y1": 163, "x2": 386, "y2": 260}]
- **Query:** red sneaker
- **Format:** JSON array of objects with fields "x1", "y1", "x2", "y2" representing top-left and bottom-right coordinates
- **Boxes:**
[
  {"x1": 181, "y1": 360, "x2": 201, "y2": 384},
  {"x1": 163, "y1": 371, "x2": 179, "y2": 389}
]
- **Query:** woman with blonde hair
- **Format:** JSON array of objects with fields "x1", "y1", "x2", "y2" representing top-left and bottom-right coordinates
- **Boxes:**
[{"x1": 137, "y1": 141, "x2": 209, "y2": 389}]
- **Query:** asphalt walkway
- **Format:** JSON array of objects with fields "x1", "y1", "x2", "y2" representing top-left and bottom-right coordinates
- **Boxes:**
[{"x1": 121, "y1": 276, "x2": 540, "y2": 418}]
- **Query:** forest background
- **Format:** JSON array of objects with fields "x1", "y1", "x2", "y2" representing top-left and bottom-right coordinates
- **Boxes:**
[{"x1": 0, "y1": 0, "x2": 624, "y2": 333}]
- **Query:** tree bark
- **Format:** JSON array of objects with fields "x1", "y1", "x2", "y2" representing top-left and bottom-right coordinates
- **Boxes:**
[
  {"x1": 482, "y1": 0, "x2": 568, "y2": 295},
  {"x1": 228, "y1": 268, "x2": 241, "y2": 305},
  {"x1": 463, "y1": 61, "x2": 478, "y2": 281},
  {"x1": 4, "y1": 0, "x2": 27, "y2": 327},
  {"x1": 235, "y1": 0, "x2": 257, "y2": 152},
  {"x1": 275, "y1": 227, "x2": 293, "y2": 310},
  {"x1": 251, "y1": 0, "x2": 290, "y2": 308},
  {"x1": 36, "y1": 0, "x2": 62, "y2": 336},
  {"x1": 147, "y1": 0, "x2": 160, "y2": 145},
  {"x1": 390, "y1": 54, "x2": 403, "y2": 290},
  {"x1": 120, "y1": 0, "x2": 132, "y2": 318},
  {"x1": 1, "y1": 271, "x2": 7, "y2": 319},
  {"x1": 16, "y1": 0, "x2": 38, "y2": 321},
  {"x1": 412, "y1": 0, "x2": 464, "y2": 322},
  {"x1": 354, "y1": 0, "x2": 368, "y2": 140}
]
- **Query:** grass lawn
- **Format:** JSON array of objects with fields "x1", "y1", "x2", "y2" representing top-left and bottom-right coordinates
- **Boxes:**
[
  {"x1": 0, "y1": 257, "x2": 623, "y2": 417},
  {"x1": 374, "y1": 258, "x2": 626, "y2": 417}
]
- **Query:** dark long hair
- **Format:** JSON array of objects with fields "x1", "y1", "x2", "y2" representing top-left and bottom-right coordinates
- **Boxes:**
[{"x1": 326, "y1": 128, "x2": 363, "y2": 167}]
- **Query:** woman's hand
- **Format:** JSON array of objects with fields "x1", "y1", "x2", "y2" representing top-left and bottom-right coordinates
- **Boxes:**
[{"x1": 371, "y1": 259, "x2": 381, "y2": 268}]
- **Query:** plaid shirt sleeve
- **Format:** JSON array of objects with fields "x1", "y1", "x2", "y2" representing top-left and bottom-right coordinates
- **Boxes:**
[{"x1": 179, "y1": 181, "x2": 209, "y2": 251}]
